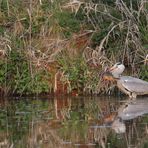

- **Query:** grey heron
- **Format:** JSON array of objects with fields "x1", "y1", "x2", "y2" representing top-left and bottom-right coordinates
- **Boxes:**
[{"x1": 103, "y1": 63, "x2": 148, "y2": 98}]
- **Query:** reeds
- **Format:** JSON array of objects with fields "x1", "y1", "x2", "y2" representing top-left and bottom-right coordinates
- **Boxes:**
[{"x1": 0, "y1": 0, "x2": 147, "y2": 96}]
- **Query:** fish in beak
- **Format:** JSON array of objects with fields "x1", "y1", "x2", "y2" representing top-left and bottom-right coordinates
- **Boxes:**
[{"x1": 102, "y1": 72, "x2": 115, "y2": 81}]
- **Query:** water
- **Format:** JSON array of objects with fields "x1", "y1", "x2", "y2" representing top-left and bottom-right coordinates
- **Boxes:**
[{"x1": 0, "y1": 96, "x2": 148, "y2": 148}]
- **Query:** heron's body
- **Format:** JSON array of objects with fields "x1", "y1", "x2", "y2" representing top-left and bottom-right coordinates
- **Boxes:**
[
  {"x1": 117, "y1": 76, "x2": 148, "y2": 98},
  {"x1": 103, "y1": 62, "x2": 148, "y2": 99}
]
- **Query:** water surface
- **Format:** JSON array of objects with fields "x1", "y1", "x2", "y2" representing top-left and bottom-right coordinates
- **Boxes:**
[{"x1": 0, "y1": 96, "x2": 148, "y2": 148}]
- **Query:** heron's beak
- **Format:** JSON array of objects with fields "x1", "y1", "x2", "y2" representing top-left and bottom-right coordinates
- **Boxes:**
[{"x1": 109, "y1": 66, "x2": 117, "y2": 72}]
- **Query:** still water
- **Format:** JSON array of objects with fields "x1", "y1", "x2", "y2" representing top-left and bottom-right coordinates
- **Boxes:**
[{"x1": 0, "y1": 96, "x2": 148, "y2": 148}]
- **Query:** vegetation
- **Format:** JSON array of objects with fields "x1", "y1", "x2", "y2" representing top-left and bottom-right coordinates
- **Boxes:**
[{"x1": 0, "y1": 0, "x2": 147, "y2": 96}]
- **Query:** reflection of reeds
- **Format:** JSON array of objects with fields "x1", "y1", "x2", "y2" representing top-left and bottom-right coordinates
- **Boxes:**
[
  {"x1": 125, "y1": 119, "x2": 148, "y2": 148},
  {"x1": 0, "y1": 134, "x2": 11, "y2": 148},
  {"x1": 27, "y1": 122, "x2": 62, "y2": 148},
  {"x1": 1, "y1": 97, "x2": 148, "y2": 147},
  {"x1": 26, "y1": 118, "x2": 148, "y2": 148},
  {"x1": 94, "y1": 128, "x2": 109, "y2": 148},
  {"x1": 54, "y1": 97, "x2": 72, "y2": 120}
]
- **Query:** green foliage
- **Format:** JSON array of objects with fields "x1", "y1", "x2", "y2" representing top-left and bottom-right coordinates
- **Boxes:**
[
  {"x1": 56, "y1": 11, "x2": 81, "y2": 38},
  {"x1": 139, "y1": 65, "x2": 148, "y2": 81},
  {"x1": 57, "y1": 54, "x2": 88, "y2": 91},
  {"x1": 0, "y1": 50, "x2": 50, "y2": 96},
  {"x1": 0, "y1": 0, "x2": 148, "y2": 96},
  {"x1": 140, "y1": 25, "x2": 148, "y2": 44},
  {"x1": 0, "y1": 0, "x2": 8, "y2": 14},
  {"x1": 31, "y1": 70, "x2": 51, "y2": 94},
  {"x1": 107, "y1": 133, "x2": 126, "y2": 148},
  {"x1": 0, "y1": 26, "x2": 5, "y2": 34},
  {"x1": 0, "y1": 99, "x2": 50, "y2": 146},
  {"x1": 91, "y1": 30, "x2": 108, "y2": 47},
  {"x1": 0, "y1": 60, "x2": 6, "y2": 86},
  {"x1": 143, "y1": 142, "x2": 148, "y2": 148}
]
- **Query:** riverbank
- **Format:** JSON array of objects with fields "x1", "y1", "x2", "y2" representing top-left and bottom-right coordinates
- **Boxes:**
[{"x1": 0, "y1": 0, "x2": 147, "y2": 96}]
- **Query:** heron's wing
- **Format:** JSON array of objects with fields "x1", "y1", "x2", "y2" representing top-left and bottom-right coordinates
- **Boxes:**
[{"x1": 120, "y1": 76, "x2": 148, "y2": 93}]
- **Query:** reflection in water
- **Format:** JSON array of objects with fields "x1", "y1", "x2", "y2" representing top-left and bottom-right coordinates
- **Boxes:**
[
  {"x1": 54, "y1": 97, "x2": 71, "y2": 120},
  {"x1": 111, "y1": 118, "x2": 126, "y2": 134},
  {"x1": 0, "y1": 96, "x2": 148, "y2": 147},
  {"x1": 118, "y1": 98, "x2": 148, "y2": 120},
  {"x1": 111, "y1": 98, "x2": 148, "y2": 134}
]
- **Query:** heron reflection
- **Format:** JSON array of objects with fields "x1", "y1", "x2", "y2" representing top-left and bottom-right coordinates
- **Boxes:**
[{"x1": 108, "y1": 98, "x2": 148, "y2": 133}]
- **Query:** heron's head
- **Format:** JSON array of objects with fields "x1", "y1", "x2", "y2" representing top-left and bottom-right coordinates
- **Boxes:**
[{"x1": 109, "y1": 62, "x2": 125, "y2": 78}]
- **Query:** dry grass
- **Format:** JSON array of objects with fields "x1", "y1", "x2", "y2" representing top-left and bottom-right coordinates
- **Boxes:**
[{"x1": 0, "y1": 0, "x2": 147, "y2": 95}]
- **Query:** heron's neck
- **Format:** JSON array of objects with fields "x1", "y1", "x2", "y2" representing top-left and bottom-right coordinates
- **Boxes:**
[{"x1": 112, "y1": 73, "x2": 121, "y2": 79}]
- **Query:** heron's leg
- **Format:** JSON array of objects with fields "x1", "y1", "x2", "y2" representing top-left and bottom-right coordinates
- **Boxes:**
[
  {"x1": 129, "y1": 95, "x2": 133, "y2": 99},
  {"x1": 129, "y1": 93, "x2": 136, "y2": 100},
  {"x1": 132, "y1": 93, "x2": 137, "y2": 99},
  {"x1": 129, "y1": 92, "x2": 133, "y2": 99}
]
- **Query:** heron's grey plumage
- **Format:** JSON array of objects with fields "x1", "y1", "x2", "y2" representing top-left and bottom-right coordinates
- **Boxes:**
[{"x1": 117, "y1": 76, "x2": 148, "y2": 98}]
